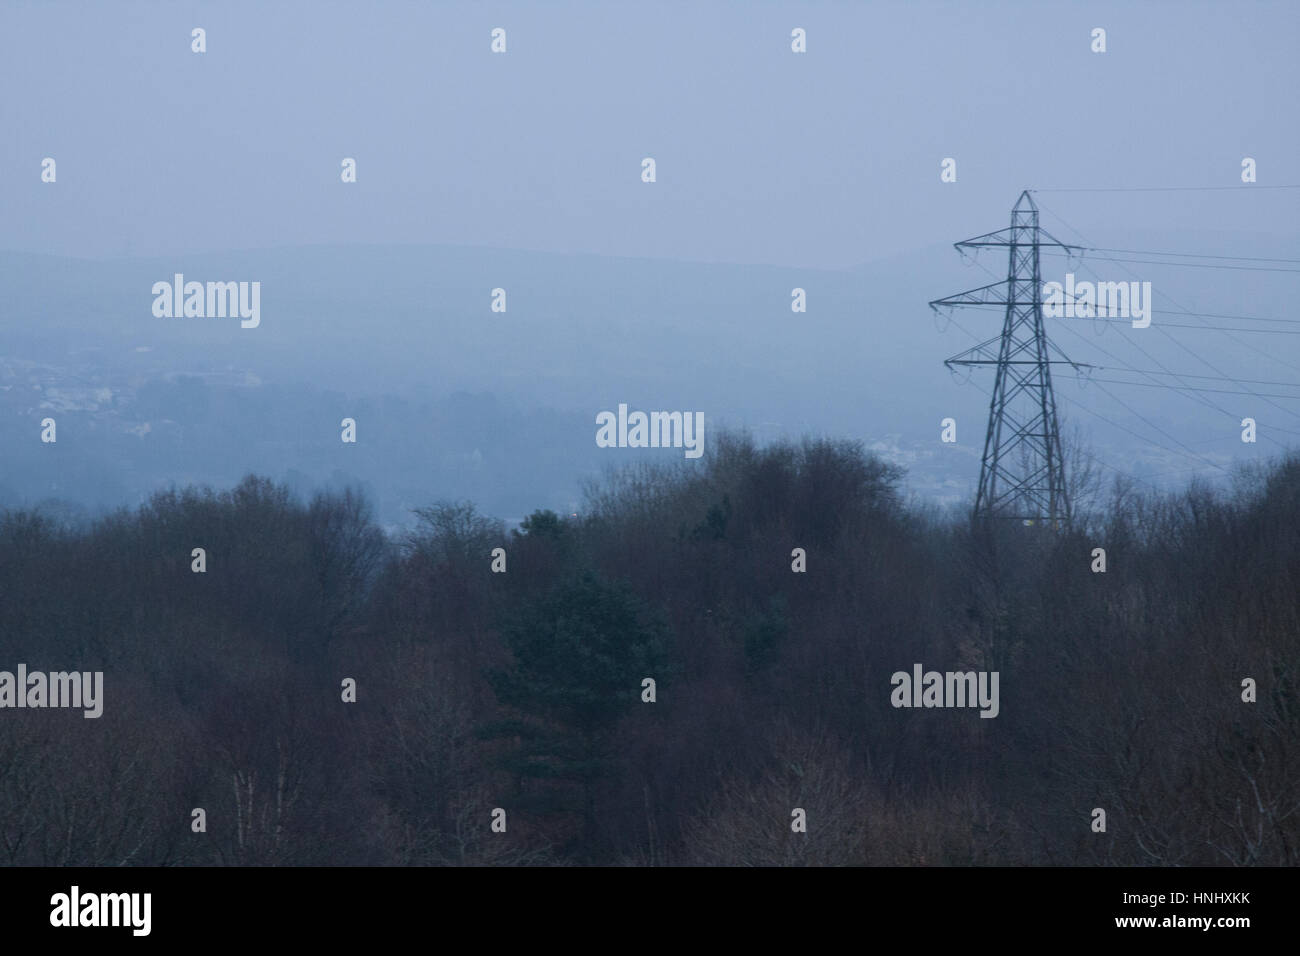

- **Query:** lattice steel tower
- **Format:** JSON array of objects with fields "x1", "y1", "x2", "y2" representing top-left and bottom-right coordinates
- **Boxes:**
[{"x1": 930, "y1": 191, "x2": 1083, "y2": 526}]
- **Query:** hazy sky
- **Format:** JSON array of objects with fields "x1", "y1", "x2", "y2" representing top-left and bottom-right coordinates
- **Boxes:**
[{"x1": 2, "y1": 0, "x2": 1296, "y2": 267}]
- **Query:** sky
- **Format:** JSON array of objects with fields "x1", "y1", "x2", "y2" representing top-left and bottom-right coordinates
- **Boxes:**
[{"x1": 2, "y1": 0, "x2": 1297, "y2": 268}]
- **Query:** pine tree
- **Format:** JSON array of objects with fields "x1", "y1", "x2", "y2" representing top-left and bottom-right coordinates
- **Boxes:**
[{"x1": 484, "y1": 570, "x2": 671, "y2": 853}]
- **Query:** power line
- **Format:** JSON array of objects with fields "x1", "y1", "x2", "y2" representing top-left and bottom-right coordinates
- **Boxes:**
[
  {"x1": 1041, "y1": 249, "x2": 1300, "y2": 273},
  {"x1": 1036, "y1": 199, "x2": 1300, "y2": 440},
  {"x1": 971, "y1": 379, "x2": 1161, "y2": 494},
  {"x1": 1032, "y1": 185, "x2": 1300, "y2": 193},
  {"x1": 1070, "y1": 310, "x2": 1300, "y2": 327},
  {"x1": 1056, "y1": 317, "x2": 1300, "y2": 336},
  {"x1": 954, "y1": 242, "x2": 1235, "y2": 482},
  {"x1": 1062, "y1": 245, "x2": 1300, "y2": 425},
  {"x1": 1055, "y1": 391, "x2": 1221, "y2": 487},
  {"x1": 968, "y1": 378, "x2": 1207, "y2": 493},
  {"x1": 1094, "y1": 368, "x2": 1300, "y2": 389},
  {"x1": 963, "y1": 253, "x2": 1215, "y2": 413},
  {"x1": 1147, "y1": 311, "x2": 1300, "y2": 325},
  {"x1": 950, "y1": 299, "x2": 1300, "y2": 325},
  {"x1": 1087, "y1": 377, "x2": 1300, "y2": 404},
  {"x1": 1080, "y1": 247, "x2": 1300, "y2": 265},
  {"x1": 1057, "y1": 271, "x2": 1254, "y2": 420},
  {"x1": 1084, "y1": 381, "x2": 1231, "y2": 475},
  {"x1": 951, "y1": 208, "x2": 1299, "y2": 474}
]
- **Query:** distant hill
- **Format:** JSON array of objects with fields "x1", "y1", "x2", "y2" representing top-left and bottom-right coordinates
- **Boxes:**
[{"x1": 1, "y1": 239, "x2": 1291, "y2": 523}]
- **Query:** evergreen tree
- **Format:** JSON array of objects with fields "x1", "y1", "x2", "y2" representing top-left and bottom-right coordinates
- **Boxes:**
[{"x1": 485, "y1": 570, "x2": 672, "y2": 853}]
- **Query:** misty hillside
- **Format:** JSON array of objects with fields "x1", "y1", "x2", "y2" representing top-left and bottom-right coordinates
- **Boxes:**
[{"x1": 3, "y1": 234, "x2": 1293, "y2": 525}]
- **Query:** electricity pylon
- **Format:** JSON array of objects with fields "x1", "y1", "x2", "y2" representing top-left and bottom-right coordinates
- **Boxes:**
[{"x1": 930, "y1": 190, "x2": 1085, "y2": 527}]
